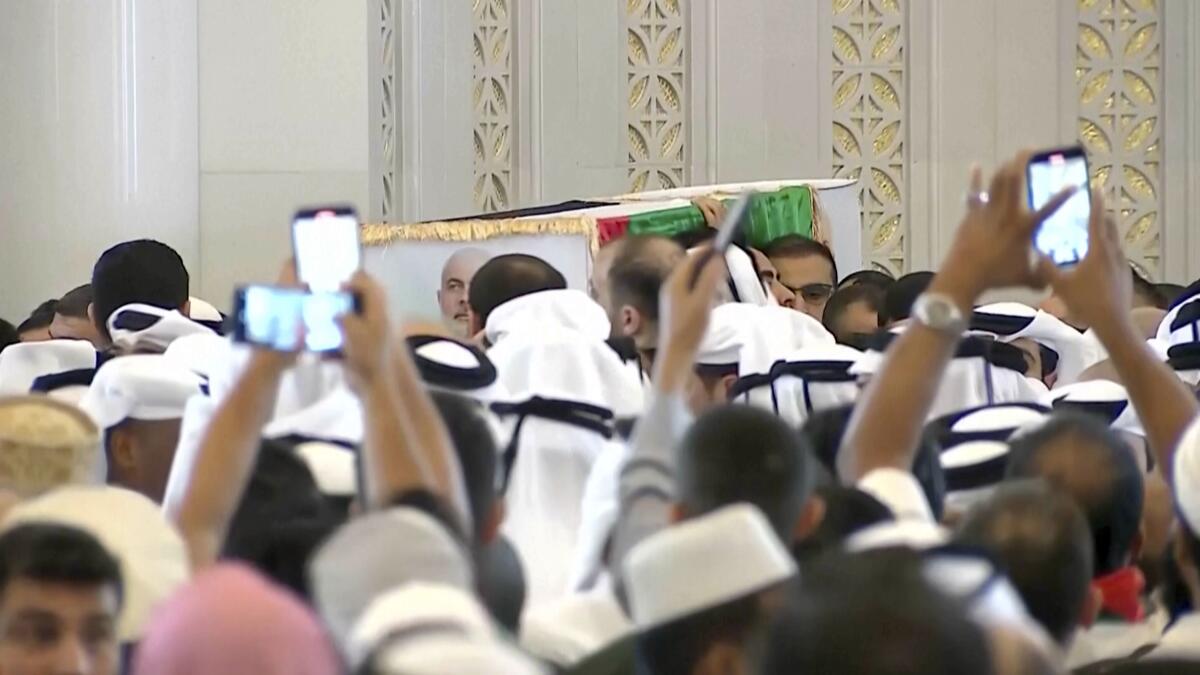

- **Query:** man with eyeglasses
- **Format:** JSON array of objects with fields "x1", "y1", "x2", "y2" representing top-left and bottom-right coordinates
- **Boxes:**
[{"x1": 763, "y1": 235, "x2": 839, "y2": 321}]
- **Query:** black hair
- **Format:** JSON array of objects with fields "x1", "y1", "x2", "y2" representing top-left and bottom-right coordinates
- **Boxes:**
[
  {"x1": 1131, "y1": 267, "x2": 1166, "y2": 309},
  {"x1": 801, "y1": 404, "x2": 946, "y2": 521},
  {"x1": 91, "y1": 239, "x2": 190, "y2": 340},
  {"x1": 0, "y1": 524, "x2": 123, "y2": 608},
  {"x1": 0, "y1": 319, "x2": 18, "y2": 354},
  {"x1": 606, "y1": 235, "x2": 684, "y2": 323},
  {"x1": 837, "y1": 269, "x2": 895, "y2": 291},
  {"x1": 17, "y1": 299, "x2": 58, "y2": 334},
  {"x1": 763, "y1": 235, "x2": 839, "y2": 284},
  {"x1": 762, "y1": 549, "x2": 993, "y2": 675},
  {"x1": 636, "y1": 591, "x2": 768, "y2": 675},
  {"x1": 1155, "y1": 283, "x2": 1187, "y2": 309},
  {"x1": 466, "y1": 254, "x2": 566, "y2": 326},
  {"x1": 56, "y1": 284, "x2": 94, "y2": 319},
  {"x1": 677, "y1": 405, "x2": 815, "y2": 539},
  {"x1": 955, "y1": 480, "x2": 1094, "y2": 645},
  {"x1": 822, "y1": 283, "x2": 885, "y2": 341},
  {"x1": 222, "y1": 440, "x2": 339, "y2": 600},
  {"x1": 1006, "y1": 412, "x2": 1144, "y2": 576},
  {"x1": 429, "y1": 390, "x2": 497, "y2": 544},
  {"x1": 879, "y1": 271, "x2": 935, "y2": 325},
  {"x1": 792, "y1": 486, "x2": 894, "y2": 562}
]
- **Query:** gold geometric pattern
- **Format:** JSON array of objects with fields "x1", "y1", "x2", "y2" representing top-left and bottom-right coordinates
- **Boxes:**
[
  {"x1": 378, "y1": 0, "x2": 396, "y2": 220},
  {"x1": 1076, "y1": 0, "x2": 1162, "y2": 277},
  {"x1": 832, "y1": 0, "x2": 907, "y2": 275},
  {"x1": 624, "y1": 0, "x2": 686, "y2": 192},
  {"x1": 472, "y1": 0, "x2": 514, "y2": 212}
]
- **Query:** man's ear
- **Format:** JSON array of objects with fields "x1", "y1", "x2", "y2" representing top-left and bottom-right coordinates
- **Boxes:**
[
  {"x1": 792, "y1": 494, "x2": 827, "y2": 544},
  {"x1": 181, "y1": 299, "x2": 192, "y2": 317},
  {"x1": 692, "y1": 639, "x2": 749, "y2": 675},
  {"x1": 108, "y1": 426, "x2": 138, "y2": 476},
  {"x1": 619, "y1": 305, "x2": 642, "y2": 338},
  {"x1": 718, "y1": 373, "x2": 738, "y2": 402}
]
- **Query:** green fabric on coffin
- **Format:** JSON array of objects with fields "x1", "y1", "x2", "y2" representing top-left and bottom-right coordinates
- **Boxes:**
[{"x1": 624, "y1": 185, "x2": 814, "y2": 249}]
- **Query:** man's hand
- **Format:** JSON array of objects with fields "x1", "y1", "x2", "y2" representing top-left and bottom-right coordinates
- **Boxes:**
[
  {"x1": 933, "y1": 155, "x2": 1076, "y2": 310},
  {"x1": 691, "y1": 196, "x2": 726, "y2": 229},
  {"x1": 339, "y1": 271, "x2": 395, "y2": 392},
  {"x1": 653, "y1": 248, "x2": 726, "y2": 392},
  {"x1": 1037, "y1": 190, "x2": 1133, "y2": 339}
]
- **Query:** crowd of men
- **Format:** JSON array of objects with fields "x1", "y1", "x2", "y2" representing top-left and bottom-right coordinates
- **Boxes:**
[{"x1": 1, "y1": 153, "x2": 1200, "y2": 674}]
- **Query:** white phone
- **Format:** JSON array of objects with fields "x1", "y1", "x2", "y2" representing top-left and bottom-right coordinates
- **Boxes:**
[
  {"x1": 292, "y1": 205, "x2": 361, "y2": 291},
  {"x1": 1027, "y1": 147, "x2": 1091, "y2": 266}
]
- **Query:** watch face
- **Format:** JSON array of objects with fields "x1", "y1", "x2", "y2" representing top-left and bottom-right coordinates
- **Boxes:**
[{"x1": 928, "y1": 302, "x2": 950, "y2": 324}]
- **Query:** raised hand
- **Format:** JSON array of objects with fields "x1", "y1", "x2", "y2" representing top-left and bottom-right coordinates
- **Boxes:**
[
  {"x1": 338, "y1": 271, "x2": 395, "y2": 393},
  {"x1": 653, "y1": 247, "x2": 726, "y2": 393},
  {"x1": 934, "y1": 155, "x2": 1076, "y2": 309},
  {"x1": 1037, "y1": 190, "x2": 1132, "y2": 338}
]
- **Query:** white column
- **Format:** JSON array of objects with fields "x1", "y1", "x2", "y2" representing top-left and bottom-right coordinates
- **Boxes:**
[{"x1": 0, "y1": 0, "x2": 199, "y2": 320}]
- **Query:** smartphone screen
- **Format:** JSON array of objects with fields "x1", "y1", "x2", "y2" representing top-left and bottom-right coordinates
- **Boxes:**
[
  {"x1": 292, "y1": 206, "x2": 361, "y2": 292},
  {"x1": 232, "y1": 285, "x2": 356, "y2": 353},
  {"x1": 1027, "y1": 148, "x2": 1091, "y2": 265}
]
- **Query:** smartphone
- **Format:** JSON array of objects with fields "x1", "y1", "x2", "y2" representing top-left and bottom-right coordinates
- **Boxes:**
[
  {"x1": 230, "y1": 285, "x2": 359, "y2": 353},
  {"x1": 688, "y1": 192, "x2": 754, "y2": 288},
  {"x1": 1027, "y1": 147, "x2": 1091, "y2": 265},
  {"x1": 292, "y1": 205, "x2": 361, "y2": 291}
]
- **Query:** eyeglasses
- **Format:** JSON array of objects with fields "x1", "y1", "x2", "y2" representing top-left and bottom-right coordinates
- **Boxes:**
[{"x1": 782, "y1": 283, "x2": 835, "y2": 303}]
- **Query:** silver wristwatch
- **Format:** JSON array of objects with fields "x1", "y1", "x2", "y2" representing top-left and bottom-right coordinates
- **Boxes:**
[{"x1": 911, "y1": 292, "x2": 967, "y2": 335}]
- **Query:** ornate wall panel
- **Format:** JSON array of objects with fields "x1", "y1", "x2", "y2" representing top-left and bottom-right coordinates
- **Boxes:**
[
  {"x1": 376, "y1": 0, "x2": 397, "y2": 221},
  {"x1": 831, "y1": 0, "x2": 907, "y2": 275},
  {"x1": 472, "y1": 0, "x2": 514, "y2": 212},
  {"x1": 1076, "y1": 0, "x2": 1162, "y2": 277},
  {"x1": 624, "y1": 0, "x2": 687, "y2": 192}
]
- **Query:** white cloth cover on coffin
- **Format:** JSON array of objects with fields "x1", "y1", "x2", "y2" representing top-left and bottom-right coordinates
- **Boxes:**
[
  {"x1": 971, "y1": 302, "x2": 1103, "y2": 385},
  {"x1": 485, "y1": 289, "x2": 641, "y2": 609},
  {"x1": 0, "y1": 340, "x2": 96, "y2": 395}
]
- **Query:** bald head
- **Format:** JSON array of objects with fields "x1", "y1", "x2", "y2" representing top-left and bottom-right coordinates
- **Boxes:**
[
  {"x1": 607, "y1": 235, "x2": 685, "y2": 350},
  {"x1": 438, "y1": 248, "x2": 491, "y2": 338}
]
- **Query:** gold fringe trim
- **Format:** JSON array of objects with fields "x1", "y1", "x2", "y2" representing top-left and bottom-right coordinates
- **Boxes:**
[
  {"x1": 362, "y1": 217, "x2": 600, "y2": 255},
  {"x1": 808, "y1": 184, "x2": 833, "y2": 250}
]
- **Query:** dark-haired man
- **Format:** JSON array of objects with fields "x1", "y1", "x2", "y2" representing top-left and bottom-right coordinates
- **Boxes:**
[
  {"x1": 466, "y1": 253, "x2": 567, "y2": 339},
  {"x1": 763, "y1": 235, "x2": 838, "y2": 321},
  {"x1": 606, "y1": 236, "x2": 685, "y2": 371},
  {"x1": 1004, "y1": 414, "x2": 1153, "y2": 667},
  {"x1": 0, "y1": 524, "x2": 123, "y2": 675},
  {"x1": 90, "y1": 240, "x2": 191, "y2": 347},
  {"x1": 956, "y1": 480, "x2": 1095, "y2": 648},
  {"x1": 823, "y1": 283, "x2": 884, "y2": 344},
  {"x1": 50, "y1": 285, "x2": 102, "y2": 346},
  {"x1": 17, "y1": 301, "x2": 57, "y2": 343}
]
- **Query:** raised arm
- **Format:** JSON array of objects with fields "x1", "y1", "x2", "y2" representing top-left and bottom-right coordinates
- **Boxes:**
[
  {"x1": 339, "y1": 272, "x2": 469, "y2": 525},
  {"x1": 172, "y1": 350, "x2": 290, "y2": 570},
  {"x1": 838, "y1": 156, "x2": 1074, "y2": 482},
  {"x1": 1041, "y1": 193, "x2": 1199, "y2": 478},
  {"x1": 610, "y1": 250, "x2": 726, "y2": 569}
]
